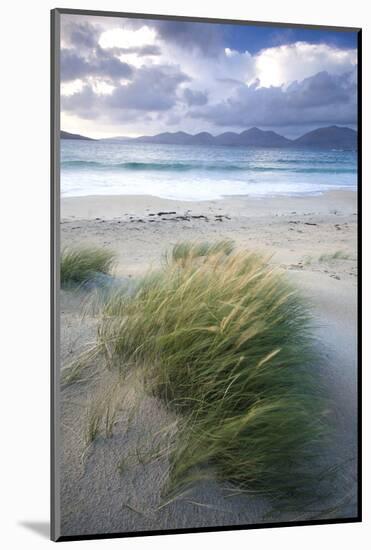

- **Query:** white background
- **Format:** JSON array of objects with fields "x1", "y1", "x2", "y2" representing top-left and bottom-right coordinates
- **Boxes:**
[{"x1": 0, "y1": 0, "x2": 369, "y2": 547}]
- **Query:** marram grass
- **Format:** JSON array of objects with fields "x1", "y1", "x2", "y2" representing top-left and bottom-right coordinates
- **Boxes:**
[
  {"x1": 61, "y1": 246, "x2": 115, "y2": 286},
  {"x1": 168, "y1": 239, "x2": 235, "y2": 265},
  {"x1": 97, "y1": 241, "x2": 327, "y2": 499}
]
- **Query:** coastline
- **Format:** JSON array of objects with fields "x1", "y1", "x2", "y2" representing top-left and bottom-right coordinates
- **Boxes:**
[
  {"x1": 61, "y1": 189, "x2": 356, "y2": 219},
  {"x1": 61, "y1": 190, "x2": 357, "y2": 277}
]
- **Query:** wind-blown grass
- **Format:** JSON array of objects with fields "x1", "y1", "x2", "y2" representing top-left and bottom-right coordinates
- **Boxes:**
[
  {"x1": 319, "y1": 250, "x2": 350, "y2": 262},
  {"x1": 96, "y1": 241, "x2": 327, "y2": 499},
  {"x1": 168, "y1": 240, "x2": 235, "y2": 265},
  {"x1": 84, "y1": 376, "x2": 124, "y2": 445},
  {"x1": 61, "y1": 246, "x2": 116, "y2": 286}
]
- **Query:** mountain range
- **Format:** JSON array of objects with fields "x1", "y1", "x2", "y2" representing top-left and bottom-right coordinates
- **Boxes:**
[
  {"x1": 61, "y1": 126, "x2": 357, "y2": 149},
  {"x1": 60, "y1": 130, "x2": 96, "y2": 141}
]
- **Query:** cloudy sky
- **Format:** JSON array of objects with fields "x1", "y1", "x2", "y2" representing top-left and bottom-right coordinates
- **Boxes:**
[{"x1": 60, "y1": 14, "x2": 358, "y2": 139}]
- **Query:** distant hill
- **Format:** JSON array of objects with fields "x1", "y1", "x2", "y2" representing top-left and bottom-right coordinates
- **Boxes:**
[
  {"x1": 294, "y1": 126, "x2": 357, "y2": 149},
  {"x1": 137, "y1": 131, "x2": 196, "y2": 145},
  {"x1": 217, "y1": 127, "x2": 291, "y2": 147},
  {"x1": 133, "y1": 127, "x2": 292, "y2": 147},
  {"x1": 61, "y1": 130, "x2": 95, "y2": 141},
  {"x1": 64, "y1": 126, "x2": 357, "y2": 149}
]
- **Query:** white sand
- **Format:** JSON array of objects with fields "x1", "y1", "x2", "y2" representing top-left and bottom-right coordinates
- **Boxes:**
[{"x1": 59, "y1": 190, "x2": 358, "y2": 536}]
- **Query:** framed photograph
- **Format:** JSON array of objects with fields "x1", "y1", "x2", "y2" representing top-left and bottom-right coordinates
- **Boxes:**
[{"x1": 51, "y1": 8, "x2": 361, "y2": 542}]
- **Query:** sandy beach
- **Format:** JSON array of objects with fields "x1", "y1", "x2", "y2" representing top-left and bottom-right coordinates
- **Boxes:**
[{"x1": 59, "y1": 190, "x2": 358, "y2": 536}]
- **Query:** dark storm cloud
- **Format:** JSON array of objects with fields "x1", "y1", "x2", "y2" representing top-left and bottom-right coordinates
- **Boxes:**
[
  {"x1": 107, "y1": 65, "x2": 190, "y2": 111},
  {"x1": 61, "y1": 85, "x2": 99, "y2": 119},
  {"x1": 152, "y1": 20, "x2": 224, "y2": 56},
  {"x1": 68, "y1": 22, "x2": 99, "y2": 48},
  {"x1": 61, "y1": 46, "x2": 133, "y2": 82},
  {"x1": 285, "y1": 70, "x2": 354, "y2": 108},
  {"x1": 62, "y1": 65, "x2": 190, "y2": 117},
  {"x1": 190, "y1": 69, "x2": 356, "y2": 128},
  {"x1": 217, "y1": 77, "x2": 245, "y2": 86},
  {"x1": 62, "y1": 20, "x2": 101, "y2": 49},
  {"x1": 139, "y1": 44, "x2": 162, "y2": 55},
  {"x1": 61, "y1": 19, "x2": 160, "y2": 84},
  {"x1": 60, "y1": 20, "x2": 158, "y2": 84},
  {"x1": 183, "y1": 88, "x2": 208, "y2": 106},
  {"x1": 60, "y1": 50, "x2": 91, "y2": 81}
]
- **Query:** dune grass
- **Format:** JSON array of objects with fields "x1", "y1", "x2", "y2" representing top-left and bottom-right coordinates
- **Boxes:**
[
  {"x1": 304, "y1": 250, "x2": 351, "y2": 266},
  {"x1": 168, "y1": 240, "x2": 235, "y2": 265},
  {"x1": 95, "y1": 241, "x2": 327, "y2": 499},
  {"x1": 84, "y1": 377, "x2": 124, "y2": 445},
  {"x1": 318, "y1": 250, "x2": 350, "y2": 262},
  {"x1": 61, "y1": 246, "x2": 115, "y2": 286}
]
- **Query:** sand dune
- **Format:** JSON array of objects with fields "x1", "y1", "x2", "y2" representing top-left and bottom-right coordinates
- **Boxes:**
[{"x1": 59, "y1": 190, "x2": 358, "y2": 536}]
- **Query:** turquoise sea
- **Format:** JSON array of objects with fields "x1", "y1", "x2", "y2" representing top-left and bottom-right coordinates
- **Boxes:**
[{"x1": 61, "y1": 140, "x2": 357, "y2": 201}]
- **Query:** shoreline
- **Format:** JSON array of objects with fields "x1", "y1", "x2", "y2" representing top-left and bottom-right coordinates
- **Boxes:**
[
  {"x1": 61, "y1": 189, "x2": 357, "y2": 220},
  {"x1": 61, "y1": 189, "x2": 357, "y2": 278},
  {"x1": 60, "y1": 187, "x2": 357, "y2": 203}
]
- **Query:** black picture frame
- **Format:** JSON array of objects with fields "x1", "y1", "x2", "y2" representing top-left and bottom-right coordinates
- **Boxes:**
[{"x1": 51, "y1": 8, "x2": 362, "y2": 542}]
